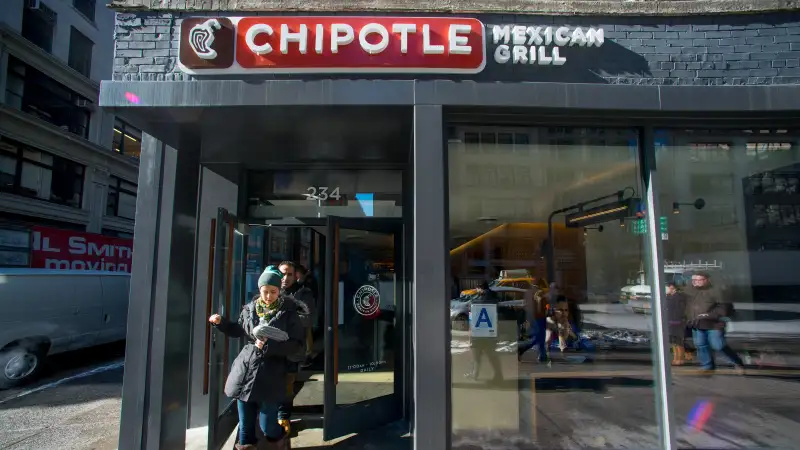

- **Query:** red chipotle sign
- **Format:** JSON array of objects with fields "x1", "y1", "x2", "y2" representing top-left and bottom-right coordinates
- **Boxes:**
[
  {"x1": 179, "y1": 17, "x2": 486, "y2": 74},
  {"x1": 30, "y1": 226, "x2": 133, "y2": 273}
]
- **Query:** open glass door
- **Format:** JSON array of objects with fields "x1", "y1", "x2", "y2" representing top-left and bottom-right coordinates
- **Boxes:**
[
  {"x1": 324, "y1": 216, "x2": 404, "y2": 441},
  {"x1": 207, "y1": 208, "x2": 249, "y2": 450}
]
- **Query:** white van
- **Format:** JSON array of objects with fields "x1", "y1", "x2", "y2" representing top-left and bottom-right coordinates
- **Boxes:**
[{"x1": 0, "y1": 269, "x2": 130, "y2": 388}]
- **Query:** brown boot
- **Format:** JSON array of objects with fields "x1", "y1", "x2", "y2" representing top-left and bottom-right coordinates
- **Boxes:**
[
  {"x1": 235, "y1": 444, "x2": 257, "y2": 450},
  {"x1": 278, "y1": 419, "x2": 291, "y2": 435},
  {"x1": 672, "y1": 345, "x2": 685, "y2": 366}
]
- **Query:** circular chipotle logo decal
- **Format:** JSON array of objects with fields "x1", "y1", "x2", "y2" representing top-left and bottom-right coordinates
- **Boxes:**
[{"x1": 353, "y1": 285, "x2": 381, "y2": 317}]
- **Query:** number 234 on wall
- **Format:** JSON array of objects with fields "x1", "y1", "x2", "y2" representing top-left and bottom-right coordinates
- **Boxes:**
[{"x1": 305, "y1": 186, "x2": 342, "y2": 200}]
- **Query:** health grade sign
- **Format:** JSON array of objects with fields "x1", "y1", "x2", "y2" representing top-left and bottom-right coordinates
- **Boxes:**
[{"x1": 179, "y1": 17, "x2": 486, "y2": 74}]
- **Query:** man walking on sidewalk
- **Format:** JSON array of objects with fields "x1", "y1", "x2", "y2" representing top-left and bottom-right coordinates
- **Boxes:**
[{"x1": 685, "y1": 271, "x2": 745, "y2": 375}]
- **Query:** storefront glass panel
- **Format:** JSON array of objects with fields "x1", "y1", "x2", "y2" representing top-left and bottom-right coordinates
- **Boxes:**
[
  {"x1": 656, "y1": 128, "x2": 800, "y2": 448},
  {"x1": 448, "y1": 126, "x2": 660, "y2": 447}
]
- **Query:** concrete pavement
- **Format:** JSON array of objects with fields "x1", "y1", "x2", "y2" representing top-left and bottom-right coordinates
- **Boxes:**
[
  {"x1": 450, "y1": 343, "x2": 800, "y2": 449},
  {"x1": 0, "y1": 365, "x2": 123, "y2": 450}
]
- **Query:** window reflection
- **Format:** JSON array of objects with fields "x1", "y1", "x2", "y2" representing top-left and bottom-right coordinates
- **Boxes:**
[
  {"x1": 449, "y1": 126, "x2": 657, "y2": 447},
  {"x1": 658, "y1": 128, "x2": 800, "y2": 448}
]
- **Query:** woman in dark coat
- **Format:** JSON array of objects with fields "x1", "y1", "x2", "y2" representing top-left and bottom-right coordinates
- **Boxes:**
[
  {"x1": 208, "y1": 266, "x2": 306, "y2": 450},
  {"x1": 665, "y1": 282, "x2": 689, "y2": 365}
]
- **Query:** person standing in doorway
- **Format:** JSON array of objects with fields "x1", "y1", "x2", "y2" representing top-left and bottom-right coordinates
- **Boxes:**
[
  {"x1": 295, "y1": 264, "x2": 318, "y2": 368},
  {"x1": 685, "y1": 271, "x2": 745, "y2": 375},
  {"x1": 276, "y1": 261, "x2": 315, "y2": 434},
  {"x1": 208, "y1": 266, "x2": 304, "y2": 450}
]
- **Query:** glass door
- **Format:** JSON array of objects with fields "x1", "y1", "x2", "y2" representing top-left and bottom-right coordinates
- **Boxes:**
[
  {"x1": 207, "y1": 208, "x2": 249, "y2": 450},
  {"x1": 324, "y1": 216, "x2": 404, "y2": 441}
]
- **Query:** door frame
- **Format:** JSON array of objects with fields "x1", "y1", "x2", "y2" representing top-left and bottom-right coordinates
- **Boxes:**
[
  {"x1": 207, "y1": 208, "x2": 249, "y2": 450},
  {"x1": 323, "y1": 216, "x2": 406, "y2": 441}
]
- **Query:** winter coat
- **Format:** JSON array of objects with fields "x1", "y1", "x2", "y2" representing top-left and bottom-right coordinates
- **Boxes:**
[
  {"x1": 665, "y1": 291, "x2": 688, "y2": 341},
  {"x1": 213, "y1": 295, "x2": 305, "y2": 403},
  {"x1": 684, "y1": 285, "x2": 733, "y2": 331},
  {"x1": 285, "y1": 283, "x2": 317, "y2": 329}
]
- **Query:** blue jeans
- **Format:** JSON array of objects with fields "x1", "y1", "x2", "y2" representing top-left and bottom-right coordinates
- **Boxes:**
[
  {"x1": 531, "y1": 318, "x2": 548, "y2": 360},
  {"x1": 692, "y1": 329, "x2": 744, "y2": 370},
  {"x1": 237, "y1": 400, "x2": 283, "y2": 445},
  {"x1": 518, "y1": 318, "x2": 548, "y2": 361}
]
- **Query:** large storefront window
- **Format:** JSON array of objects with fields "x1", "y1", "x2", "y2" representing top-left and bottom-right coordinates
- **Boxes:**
[
  {"x1": 448, "y1": 126, "x2": 659, "y2": 446},
  {"x1": 657, "y1": 128, "x2": 800, "y2": 448}
]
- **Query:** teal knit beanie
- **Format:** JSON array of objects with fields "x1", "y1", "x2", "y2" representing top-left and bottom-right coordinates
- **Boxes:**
[{"x1": 258, "y1": 265, "x2": 283, "y2": 289}]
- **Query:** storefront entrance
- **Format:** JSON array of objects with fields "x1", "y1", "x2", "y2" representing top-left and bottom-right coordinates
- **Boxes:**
[{"x1": 205, "y1": 202, "x2": 407, "y2": 447}]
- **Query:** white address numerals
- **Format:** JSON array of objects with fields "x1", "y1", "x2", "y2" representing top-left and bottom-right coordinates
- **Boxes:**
[{"x1": 305, "y1": 186, "x2": 341, "y2": 201}]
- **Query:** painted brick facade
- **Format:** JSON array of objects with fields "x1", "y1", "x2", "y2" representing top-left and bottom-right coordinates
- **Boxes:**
[{"x1": 113, "y1": 12, "x2": 800, "y2": 85}]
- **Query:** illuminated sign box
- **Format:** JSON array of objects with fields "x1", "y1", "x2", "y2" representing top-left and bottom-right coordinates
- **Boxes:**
[{"x1": 565, "y1": 197, "x2": 641, "y2": 228}]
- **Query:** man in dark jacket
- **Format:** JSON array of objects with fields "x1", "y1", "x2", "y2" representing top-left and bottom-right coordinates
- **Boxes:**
[
  {"x1": 276, "y1": 261, "x2": 315, "y2": 432},
  {"x1": 685, "y1": 271, "x2": 744, "y2": 374},
  {"x1": 209, "y1": 266, "x2": 305, "y2": 450}
]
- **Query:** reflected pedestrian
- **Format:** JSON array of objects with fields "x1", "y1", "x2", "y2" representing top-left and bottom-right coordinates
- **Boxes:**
[
  {"x1": 465, "y1": 282, "x2": 504, "y2": 382},
  {"x1": 518, "y1": 289, "x2": 550, "y2": 363},
  {"x1": 665, "y1": 282, "x2": 688, "y2": 365},
  {"x1": 685, "y1": 271, "x2": 745, "y2": 375},
  {"x1": 550, "y1": 296, "x2": 576, "y2": 353}
]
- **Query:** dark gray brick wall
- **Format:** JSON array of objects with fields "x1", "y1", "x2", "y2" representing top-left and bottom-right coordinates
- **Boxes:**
[{"x1": 113, "y1": 12, "x2": 800, "y2": 85}]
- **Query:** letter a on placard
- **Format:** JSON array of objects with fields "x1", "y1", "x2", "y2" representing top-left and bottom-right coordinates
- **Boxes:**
[{"x1": 475, "y1": 307, "x2": 493, "y2": 329}]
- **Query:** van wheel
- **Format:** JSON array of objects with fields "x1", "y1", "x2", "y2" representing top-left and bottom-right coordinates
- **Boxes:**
[{"x1": 0, "y1": 346, "x2": 44, "y2": 388}]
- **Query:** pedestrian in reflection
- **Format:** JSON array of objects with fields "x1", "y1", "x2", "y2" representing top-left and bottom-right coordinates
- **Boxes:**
[
  {"x1": 208, "y1": 266, "x2": 305, "y2": 450},
  {"x1": 685, "y1": 271, "x2": 745, "y2": 375},
  {"x1": 518, "y1": 289, "x2": 550, "y2": 363},
  {"x1": 548, "y1": 296, "x2": 576, "y2": 353},
  {"x1": 466, "y1": 282, "x2": 504, "y2": 382},
  {"x1": 665, "y1": 282, "x2": 689, "y2": 365}
]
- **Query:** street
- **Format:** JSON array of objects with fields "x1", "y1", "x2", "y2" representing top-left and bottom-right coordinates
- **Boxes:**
[{"x1": 0, "y1": 342, "x2": 125, "y2": 450}]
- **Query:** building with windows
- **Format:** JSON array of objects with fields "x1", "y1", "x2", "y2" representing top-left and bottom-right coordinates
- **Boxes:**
[
  {"x1": 103, "y1": 1, "x2": 800, "y2": 450},
  {"x1": 0, "y1": 0, "x2": 140, "y2": 268}
]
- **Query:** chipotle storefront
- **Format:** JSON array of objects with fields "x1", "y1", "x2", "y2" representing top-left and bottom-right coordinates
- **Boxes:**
[{"x1": 104, "y1": 8, "x2": 800, "y2": 450}]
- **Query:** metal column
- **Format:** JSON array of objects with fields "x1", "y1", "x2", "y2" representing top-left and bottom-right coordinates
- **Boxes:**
[
  {"x1": 640, "y1": 127, "x2": 677, "y2": 450},
  {"x1": 118, "y1": 132, "x2": 201, "y2": 450},
  {"x1": 412, "y1": 105, "x2": 450, "y2": 450}
]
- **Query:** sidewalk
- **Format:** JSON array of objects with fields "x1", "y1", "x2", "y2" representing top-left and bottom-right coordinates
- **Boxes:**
[
  {"x1": 452, "y1": 353, "x2": 800, "y2": 449},
  {"x1": 219, "y1": 419, "x2": 410, "y2": 449}
]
